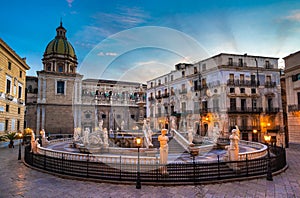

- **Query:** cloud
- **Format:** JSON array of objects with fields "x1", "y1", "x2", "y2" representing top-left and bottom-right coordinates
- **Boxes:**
[
  {"x1": 285, "y1": 9, "x2": 300, "y2": 22},
  {"x1": 66, "y1": 0, "x2": 74, "y2": 7},
  {"x1": 92, "y1": 6, "x2": 149, "y2": 29},
  {"x1": 97, "y1": 52, "x2": 118, "y2": 56}
]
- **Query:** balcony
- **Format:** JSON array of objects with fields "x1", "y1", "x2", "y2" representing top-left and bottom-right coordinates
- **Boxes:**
[
  {"x1": 155, "y1": 95, "x2": 162, "y2": 99},
  {"x1": 179, "y1": 89, "x2": 187, "y2": 94},
  {"x1": 227, "y1": 79, "x2": 258, "y2": 87},
  {"x1": 227, "y1": 107, "x2": 263, "y2": 113},
  {"x1": 264, "y1": 81, "x2": 276, "y2": 88},
  {"x1": 181, "y1": 110, "x2": 193, "y2": 116},
  {"x1": 265, "y1": 107, "x2": 279, "y2": 114},
  {"x1": 162, "y1": 93, "x2": 169, "y2": 98},
  {"x1": 5, "y1": 93, "x2": 13, "y2": 101},
  {"x1": 288, "y1": 104, "x2": 300, "y2": 112},
  {"x1": 199, "y1": 107, "x2": 220, "y2": 114},
  {"x1": 148, "y1": 96, "x2": 155, "y2": 101}
]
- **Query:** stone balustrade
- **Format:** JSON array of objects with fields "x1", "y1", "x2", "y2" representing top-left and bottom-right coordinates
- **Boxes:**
[{"x1": 238, "y1": 140, "x2": 268, "y2": 160}]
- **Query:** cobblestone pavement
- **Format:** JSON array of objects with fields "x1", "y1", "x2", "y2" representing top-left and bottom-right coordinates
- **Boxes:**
[{"x1": 0, "y1": 144, "x2": 299, "y2": 198}]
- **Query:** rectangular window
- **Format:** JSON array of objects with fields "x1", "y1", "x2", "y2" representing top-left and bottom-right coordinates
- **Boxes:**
[
  {"x1": 228, "y1": 58, "x2": 233, "y2": 66},
  {"x1": 8, "y1": 62, "x2": 11, "y2": 70},
  {"x1": 202, "y1": 63, "x2": 206, "y2": 71},
  {"x1": 57, "y1": 81, "x2": 65, "y2": 94},
  {"x1": 251, "y1": 88, "x2": 256, "y2": 94},
  {"x1": 58, "y1": 65, "x2": 64, "y2": 72},
  {"x1": 238, "y1": 58, "x2": 243, "y2": 67},
  {"x1": 165, "y1": 77, "x2": 167, "y2": 83},
  {"x1": 158, "y1": 79, "x2": 161, "y2": 85},
  {"x1": 241, "y1": 99, "x2": 247, "y2": 111},
  {"x1": 171, "y1": 75, "x2": 174, "y2": 81},
  {"x1": 17, "y1": 120, "x2": 20, "y2": 130},
  {"x1": 194, "y1": 67, "x2": 197, "y2": 74},
  {"x1": 230, "y1": 98, "x2": 236, "y2": 110},
  {"x1": 18, "y1": 86, "x2": 22, "y2": 98},
  {"x1": 240, "y1": 88, "x2": 245, "y2": 93},
  {"x1": 181, "y1": 102, "x2": 186, "y2": 112},
  {"x1": 6, "y1": 79, "x2": 11, "y2": 94},
  {"x1": 6, "y1": 105, "x2": 9, "y2": 112},
  {"x1": 230, "y1": 87, "x2": 235, "y2": 93},
  {"x1": 5, "y1": 120, "x2": 8, "y2": 131},
  {"x1": 252, "y1": 99, "x2": 257, "y2": 110},
  {"x1": 265, "y1": 60, "x2": 270, "y2": 68},
  {"x1": 18, "y1": 107, "x2": 21, "y2": 114},
  {"x1": 298, "y1": 92, "x2": 300, "y2": 105},
  {"x1": 19, "y1": 71, "x2": 22, "y2": 78}
]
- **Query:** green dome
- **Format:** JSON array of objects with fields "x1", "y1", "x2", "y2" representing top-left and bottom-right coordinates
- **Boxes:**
[
  {"x1": 44, "y1": 22, "x2": 76, "y2": 58},
  {"x1": 45, "y1": 38, "x2": 76, "y2": 58}
]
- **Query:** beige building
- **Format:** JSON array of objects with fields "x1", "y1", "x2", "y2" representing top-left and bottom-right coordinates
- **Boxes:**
[
  {"x1": 0, "y1": 38, "x2": 30, "y2": 135},
  {"x1": 147, "y1": 53, "x2": 285, "y2": 146},
  {"x1": 284, "y1": 51, "x2": 300, "y2": 144},
  {"x1": 25, "y1": 22, "x2": 146, "y2": 135}
]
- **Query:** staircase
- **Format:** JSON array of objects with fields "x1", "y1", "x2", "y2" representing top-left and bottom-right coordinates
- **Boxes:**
[{"x1": 152, "y1": 135, "x2": 188, "y2": 154}]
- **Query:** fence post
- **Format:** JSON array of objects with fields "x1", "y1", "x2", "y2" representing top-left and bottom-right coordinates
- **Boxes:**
[
  {"x1": 43, "y1": 150, "x2": 46, "y2": 170},
  {"x1": 61, "y1": 153, "x2": 64, "y2": 174},
  {"x1": 217, "y1": 155, "x2": 220, "y2": 179},
  {"x1": 119, "y1": 156, "x2": 122, "y2": 180},
  {"x1": 193, "y1": 155, "x2": 196, "y2": 183},
  {"x1": 87, "y1": 154, "x2": 89, "y2": 178},
  {"x1": 246, "y1": 154, "x2": 248, "y2": 176}
]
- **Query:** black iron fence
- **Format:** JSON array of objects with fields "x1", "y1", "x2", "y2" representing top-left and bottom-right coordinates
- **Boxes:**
[{"x1": 24, "y1": 145, "x2": 286, "y2": 185}]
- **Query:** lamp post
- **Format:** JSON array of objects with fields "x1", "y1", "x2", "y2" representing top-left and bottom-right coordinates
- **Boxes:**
[
  {"x1": 18, "y1": 133, "x2": 23, "y2": 160},
  {"x1": 135, "y1": 137, "x2": 142, "y2": 189},
  {"x1": 264, "y1": 134, "x2": 273, "y2": 181}
]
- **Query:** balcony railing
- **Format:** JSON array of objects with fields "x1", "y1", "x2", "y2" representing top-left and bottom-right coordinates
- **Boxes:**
[
  {"x1": 265, "y1": 107, "x2": 279, "y2": 114},
  {"x1": 148, "y1": 96, "x2": 155, "y2": 101},
  {"x1": 162, "y1": 93, "x2": 169, "y2": 98},
  {"x1": 227, "y1": 79, "x2": 258, "y2": 87},
  {"x1": 199, "y1": 108, "x2": 220, "y2": 114},
  {"x1": 179, "y1": 89, "x2": 187, "y2": 94},
  {"x1": 227, "y1": 107, "x2": 263, "y2": 113},
  {"x1": 264, "y1": 81, "x2": 276, "y2": 88},
  {"x1": 288, "y1": 104, "x2": 300, "y2": 112}
]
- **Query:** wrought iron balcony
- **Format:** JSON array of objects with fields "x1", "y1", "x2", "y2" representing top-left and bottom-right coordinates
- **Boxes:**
[
  {"x1": 199, "y1": 108, "x2": 220, "y2": 114},
  {"x1": 162, "y1": 93, "x2": 169, "y2": 98},
  {"x1": 179, "y1": 89, "x2": 187, "y2": 94},
  {"x1": 148, "y1": 96, "x2": 155, "y2": 101},
  {"x1": 227, "y1": 79, "x2": 258, "y2": 87},
  {"x1": 264, "y1": 81, "x2": 276, "y2": 88},
  {"x1": 227, "y1": 107, "x2": 263, "y2": 113},
  {"x1": 288, "y1": 104, "x2": 300, "y2": 112},
  {"x1": 265, "y1": 107, "x2": 279, "y2": 114}
]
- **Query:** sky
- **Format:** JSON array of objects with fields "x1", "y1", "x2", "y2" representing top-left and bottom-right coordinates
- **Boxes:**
[{"x1": 1, "y1": 0, "x2": 300, "y2": 83}]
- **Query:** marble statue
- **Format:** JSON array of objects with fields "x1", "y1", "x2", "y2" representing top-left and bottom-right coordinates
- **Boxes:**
[
  {"x1": 40, "y1": 129, "x2": 49, "y2": 146},
  {"x1": 83, "y1": 128, "x2": 90, "y2": 145},
  {"x1": 99, "y1": 120, "x2": 103, "y2": 131},
  {"x1": 170, "y1": 116, "x2": 177, "y2": 130},
  {"x1": 188, "y1": 127, "x2": 194, "y2": 145},
  {"x1": 103, "y1": 128, "x2": 109, "y2": 148},
  {"x1": 73, "y1": 128, "x2": 81, "y2": 142},
  {"x1": 212, "y1": 125, "x2": 220, "y2": 144},
  {"x1": 30, "y1": 130, "x2": 36, "y2": 153},
  {"x1": 228, "y1": 126, "x2": 240, "y2": 161},
  {"x1": 158, "y1": 128, "x2": 169, "y2": 175},
  {"x1": 120, "y1": 120, "x2": 125, "y2": 130}
]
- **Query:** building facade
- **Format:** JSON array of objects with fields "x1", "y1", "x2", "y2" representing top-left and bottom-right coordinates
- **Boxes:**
[
  {"x1": 284, "y1": 51, "x2": 300, "y2": 144},
  {"x1": 0, "y1": 38, "x2": 30, "y2": 135},
  {"x1": 25, "y1": 23, "x2": 146, "y2": 135},
  {"x1": 147, "y1": 53, "x2": 285, "y2": 146}
]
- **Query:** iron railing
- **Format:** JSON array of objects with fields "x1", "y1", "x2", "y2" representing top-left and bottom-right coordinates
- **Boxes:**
[{"x1": 24, "y1": 145, "x2": 286, "y2": 185}]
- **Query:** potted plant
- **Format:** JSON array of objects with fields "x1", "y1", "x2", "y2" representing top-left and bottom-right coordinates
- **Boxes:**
[{"x1": 5, "y1": 132, "x2": 17, "y2": 148}]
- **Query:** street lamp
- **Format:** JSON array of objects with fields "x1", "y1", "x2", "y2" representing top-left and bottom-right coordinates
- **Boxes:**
[
  {"x1": 135, "y1": 137, "x2": 142, "y2": 189},
  {"x1": 264, "y1": 134, "x2": 273, "y2": 181},
  {"x1": 18, "y1": 132, "x2": 23, "y2": 160}
]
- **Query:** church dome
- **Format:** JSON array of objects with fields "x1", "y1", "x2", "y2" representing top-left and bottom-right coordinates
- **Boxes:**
[{"x1": 44, "y1": 22, "x2": 76, "y2": 58}]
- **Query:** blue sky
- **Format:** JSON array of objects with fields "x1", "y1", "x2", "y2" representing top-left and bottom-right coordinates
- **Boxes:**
[{"x1": 1, "y1": 0, "x2": 300, "y2": 82}]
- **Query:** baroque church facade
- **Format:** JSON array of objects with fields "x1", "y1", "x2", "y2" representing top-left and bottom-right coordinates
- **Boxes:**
[{"x1": 25, "y1": 23, "x2": 146, "y2": 135}]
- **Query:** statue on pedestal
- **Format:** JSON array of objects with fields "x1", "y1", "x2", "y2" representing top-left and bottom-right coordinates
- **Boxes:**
[
  {"x1": 73, "y1": 128, "x2": 81, "y2": 142},
  {"x1": 188, "y1": 127, "x2": 194, "y2": 145},
  {"x1": 83, "y1": 128, "x2": 90, "y2": 145},
  {"x1": 158, "y1": 128, "x2": 169, "y2": 175},
  {"x1": 30, "y1": 130, "x2": 36, "y2": 153},
  {"x1": 120, "y1": 120, "x2": 125, "y2": 130},
  {"x1": 103, "y1": 128, "x2": 109, "y2": 148},
  {"x1": 228, "y1": 126, "x2": 240, "y2": 161},
  {"x1": 40, "y1": 129, "x2": 49, "y2": 146}
]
